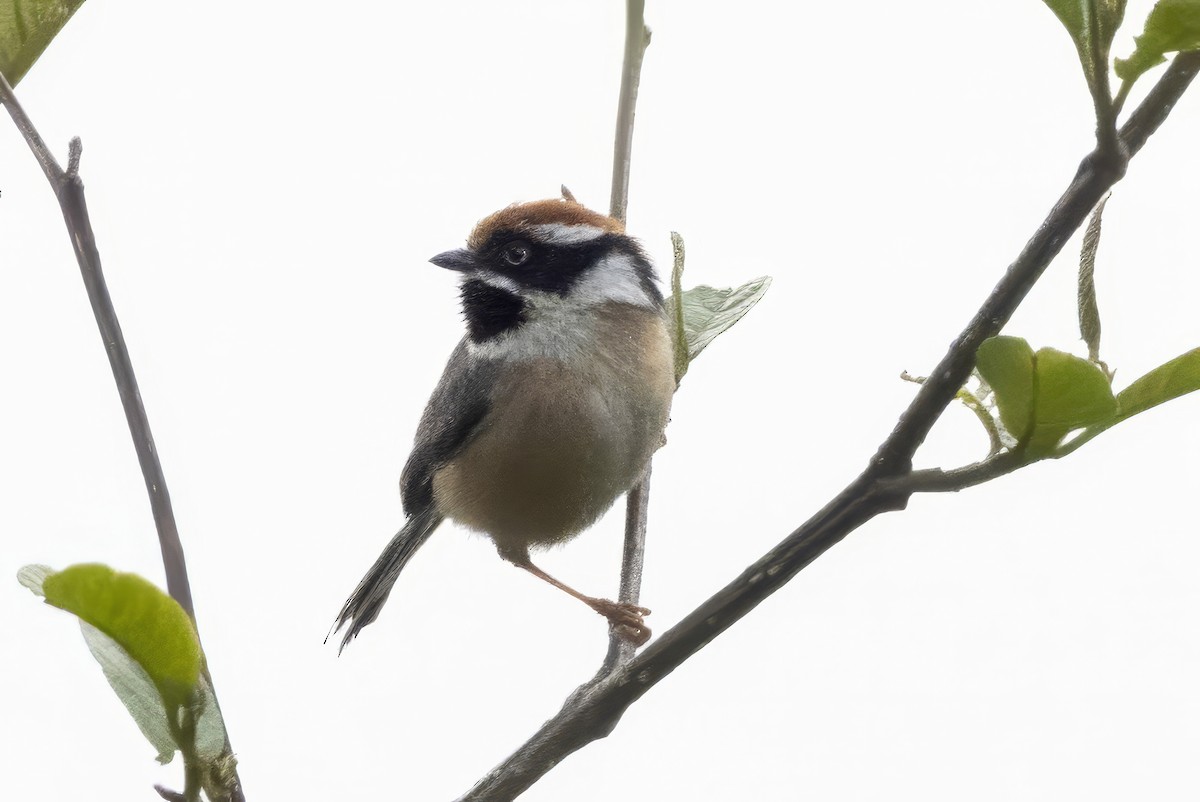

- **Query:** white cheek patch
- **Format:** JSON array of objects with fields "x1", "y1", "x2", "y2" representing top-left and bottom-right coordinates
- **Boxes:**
[
  {"x1": 462, "y1": 250, "x2": 657, "y2": 361},
  {"x1": 468, "y1": 269, "x2": 522, "y2": 295},
  {"x1": 569, "y1": 251, "x2": 656, "y2": 308},
  {"x1": 530, "y1": 223, "x2": 607, "y2": 245}
]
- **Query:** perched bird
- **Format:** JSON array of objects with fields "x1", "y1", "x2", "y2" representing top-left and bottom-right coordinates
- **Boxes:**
[{"x1": 332, "y1": 193, "x2": 675, "y2": 651}]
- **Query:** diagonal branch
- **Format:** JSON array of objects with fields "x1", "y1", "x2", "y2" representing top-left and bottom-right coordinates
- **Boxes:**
[
  {"x1": 0, "y1": 71, "x2": 194, "y2": 621},
  {"x1": 872, "y1": 51, "x2": 1200, "y2": 476},
  {"x1": 0, "y1": 70, "x2": 245, "y2": 802},
  {"x1": 457, "y1": 49, "x2": 1200, "y2": 802}
]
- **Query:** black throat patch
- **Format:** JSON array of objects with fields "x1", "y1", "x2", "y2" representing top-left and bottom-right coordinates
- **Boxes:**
[{"x1": 459, "y1": 279, "x2": 527, "y2": 342}]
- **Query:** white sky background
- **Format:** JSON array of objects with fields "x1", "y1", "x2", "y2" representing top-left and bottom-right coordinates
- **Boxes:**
[{"x1": 2, "y1": 1, "x2": 1199, "y2": 799}]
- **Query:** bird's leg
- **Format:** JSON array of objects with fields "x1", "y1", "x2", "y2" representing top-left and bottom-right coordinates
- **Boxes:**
[{"x1": 507, "y1": 556, "x2": 651, "y2": 646}]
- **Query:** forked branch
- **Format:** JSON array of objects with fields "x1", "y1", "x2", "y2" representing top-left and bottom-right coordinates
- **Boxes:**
[{"x1": 459, "y1": 49, "x2": 1200, "y2": 802}]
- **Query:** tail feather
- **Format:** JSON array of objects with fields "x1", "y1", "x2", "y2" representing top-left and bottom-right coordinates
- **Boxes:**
[{"x1": 330, "y1": 509, "x2": 443, "y2": 653}]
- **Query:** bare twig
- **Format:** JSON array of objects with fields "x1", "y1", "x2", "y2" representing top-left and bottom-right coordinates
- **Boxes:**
[
  {"x1": 0, "y1": 70, "x2": 245, "y2": 802},
  {"x1": 601, "y1": 465, "x2": 652, "y2": 672},
  {"x1": 603, "y1": 0, "x2": 655, "y2": 673},
  {"x1": 608, "y1": 0, "x2": 650, "y2": 225},
  {"x1": 0, "y1": 73, "x2": 194, "y2": 620},
  {"x1": 456, "y1": 49, "x2": 1200, "y2": 801},
  {"x1": 900, "y1": 371, "x2": 1004, "y2": 457},
  {"x1": 883, "y1": 452, "x2": 1026, "y2": 494}
]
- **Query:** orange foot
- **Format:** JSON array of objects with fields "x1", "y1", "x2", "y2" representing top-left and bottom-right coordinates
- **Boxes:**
[{"x1": 587, "y1": 598, "x2": 652, "y2": 646}]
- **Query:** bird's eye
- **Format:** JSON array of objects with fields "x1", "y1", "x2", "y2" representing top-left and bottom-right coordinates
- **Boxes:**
[{"x1": 501, "y1": 242, "x2": 531, "y2": 266}]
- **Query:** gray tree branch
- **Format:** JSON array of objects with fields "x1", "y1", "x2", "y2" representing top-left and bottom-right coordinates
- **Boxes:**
[
  {"x1": 605, "y1": 0, "x2": 655, "y2": 672},
  {"x1": 0, "y1": 69, "x2": 245, "y2": 802},
  {"x1": 457, "y1": 49, "x2": 1200, "y2": 802}
]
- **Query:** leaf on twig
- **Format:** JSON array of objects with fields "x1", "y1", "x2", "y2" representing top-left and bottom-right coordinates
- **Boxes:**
[
  {"x1": 975, "y1": 337, "x2": 1036, "y2": 444},
  {"x1": 975, "y1": 337, "x2": 1118, "y2": 458},
  {"x1": 17, "y1": 563, "x2": 213, "y2": 763},
  {"x1": 667, "y1": 232, "x2": 690, "y2": 384},
  {"x1": 1115, "y1": 0, "x2": 1200, "y2": 84},
  {"x1": 1062, "y1": 347, "x2": 1200, "y2": 452},
  {"x1": 79, "y1": 621, "x2": 179, "y2": 763},
  {"x1": 36, "y1": 564, "x2": 201, "y2": 705},
  {"x1": 1041, "y1": 0, "x2": 1128, "y2": 89},
  {"x1": 1112, "y1": 346, "x2": 1200, "y2": 421},
  {"x1": 0, "y1": 0, "x2": 86, "y2": 87},
  {"x1": 1026, "y1": 347, "x2": 1118, "y2": 455},
  {"x1": 663, "y1": 232, "x2": 771, "y2": 384}
]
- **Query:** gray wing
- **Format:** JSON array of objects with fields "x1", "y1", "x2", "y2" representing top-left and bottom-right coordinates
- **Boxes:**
[{"x1": 400, "y1": 338, "x2": 498, "y2": 516}]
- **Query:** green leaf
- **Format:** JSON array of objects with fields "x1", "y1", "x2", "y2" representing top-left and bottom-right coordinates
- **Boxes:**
[
  {"x1": 1115, "y1": 0, "x2": 1200, "y2": 83},
  {"x1": 975, "y1": 339, "x2": 1118, "y2": 457},
  {"x1": 1099, "y1": 0, "x2": 1131, "y2": 50},
  {"x1": 1042, "y1": 0, "x2": 1127, "y2": 86},
  {"x1": 193, "y1": 674, "x2": 230, "y2": 763},
  {"x1": 38, "y1": 564, "x2": 201, "y2": 706},
  {"x1": 666, "y1": 277, "x2": 771, "y2": 380},
  {"x1": 976, "y1": 336, "x2": 1035, "y2": 442},
  {"x1": 1044, "y1": 0, "x2": 1087, "y2": 47},
  {"x1": 79, "y1": 621, "x2": 177, "y2": 764},
  {"x1": 0, "y1": 0, "x2": 86, "y2": 87},
  {"x1": 1114, "y1": 346, "x2": 1200, "y2": 420},
  {"x1": 1026, "y1": 347, "x2": 1118, "y2": 456},
  {"x1": 1061, "y1": 347, "x2": 1200, "y2": 453},
  {"x1": 668, "y1": 232, "x2": 689, "y2": 384}
]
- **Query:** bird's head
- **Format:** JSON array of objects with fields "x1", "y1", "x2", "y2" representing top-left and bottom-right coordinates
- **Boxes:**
[{"x1": 430, "y1": 195, "x2": 662, "y2": 344}]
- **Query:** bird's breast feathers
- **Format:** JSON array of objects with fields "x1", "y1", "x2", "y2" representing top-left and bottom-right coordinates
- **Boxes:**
[{"x1": 432, "y1": 303, "x2": 673, "y2": 548}]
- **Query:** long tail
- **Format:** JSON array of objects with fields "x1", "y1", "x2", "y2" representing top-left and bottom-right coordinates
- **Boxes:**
[{"x1": 330, "y1": 508, "x2": 443, "y2": 653}]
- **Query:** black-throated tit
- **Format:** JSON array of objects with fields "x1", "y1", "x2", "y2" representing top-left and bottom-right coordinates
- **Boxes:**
[{"x1": 332, "y1": 194, "x2": 674, "y2": 651}]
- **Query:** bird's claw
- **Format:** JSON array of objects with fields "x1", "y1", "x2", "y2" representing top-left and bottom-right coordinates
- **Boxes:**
[{"x1": 589, "y1": 598, "x2": 652, "y2": 646}]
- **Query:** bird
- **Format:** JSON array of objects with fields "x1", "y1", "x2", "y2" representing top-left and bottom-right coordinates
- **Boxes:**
[{"x1": 331, "y1": 191, "x2": 675, "y2": 652}]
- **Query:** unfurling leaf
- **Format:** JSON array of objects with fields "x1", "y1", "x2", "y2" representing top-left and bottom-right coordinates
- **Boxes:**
[
  {"x1": 667, "y1": 278, "x2": 772, "y2": 381},
  {"x1": 663, "y1": 231, "x2": 771, "y2": 384},
  {"x1": 668, "y1": 232, "x2": 690, "y2": 384},
  {"x1": 1115, "y1": 0, "x2": 1200, "y2": 84},
  {"x1": 1078, "y1": 196, "x2": 1109, "y2": 364}
]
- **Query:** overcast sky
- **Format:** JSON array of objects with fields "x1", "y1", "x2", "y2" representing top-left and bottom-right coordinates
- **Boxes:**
[{"x1": 3, "y1": 2, "x2": 1199, "y2": 800}]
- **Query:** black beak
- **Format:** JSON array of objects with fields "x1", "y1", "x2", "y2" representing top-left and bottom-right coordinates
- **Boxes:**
[{"x1": 429, "y1": 249, "x2": 478, "y2": 272}]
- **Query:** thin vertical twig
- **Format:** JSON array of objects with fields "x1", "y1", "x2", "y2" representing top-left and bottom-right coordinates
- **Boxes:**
[
  {"x1": 608, "y1": 0, "x2": 650, "y2": 225},
  {"x1": 601, "y1": 466, "x2": 652, "y2": 671},
  {"x1": 1, "y1": 70, "x2": 243, "y2": 802},
  {"x1": 457, "y1": 48, "x2": 1200, "y2": 802},
  {"x1": 604, "y1": 0, "x2": 655, "y2": 673}
]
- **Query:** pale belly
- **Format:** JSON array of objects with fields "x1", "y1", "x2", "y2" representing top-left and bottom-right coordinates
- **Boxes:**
[{"x1": 431, "y1": 311, "x2": 673, "y2": 555}]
